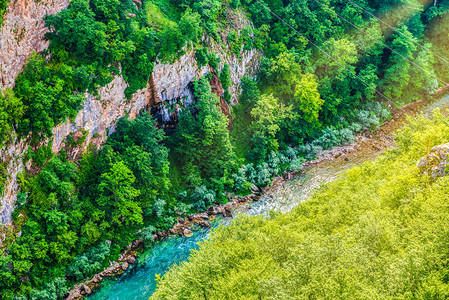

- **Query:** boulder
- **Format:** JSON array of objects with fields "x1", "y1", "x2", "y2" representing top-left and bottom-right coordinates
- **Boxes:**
[
  {"x1": 196, "y1": 213, "x2": 209, "y2": 220},
  {"x1": 235, "y1": 196, "x2": 246, "y2": 203},
  {"x1": 207, "y1": 206, "x2": 223, "y2": 215},
  {"x1": 91, "y1": 274, "x2": 103, "y2": 283},
  {"x1": 127, "y1": 255, "x2": 137, "y2": 264},
  {"x1": 223, "y1": 204, "x2": 233, "y2": 217},
  {"x1": 66, "y1": 290, "x2": 82, "y2": 300},
  {"x1": 183, "y1": 229, "x2": 193, "y2": 237},
  {"x1": 131, "y1": 239, "x2": 143, "y2": 249},
  {"x1": 83, "y1": 285, "x2": 92, "y2": 295},
  {"x1": 121, "y1": 262, "x2": 129, "y2": 271},
  {"x1": 199, "y1": 220, "x2": 210, "y2": 228},
  {"x1": 246, "y1": 194, "x2": 255, "y2": 201},
  {"x1": 417, "y1": 144, "x2": 449, "y2": 178},
  {"x1": 250, "y1": 184, "x2": 260, "y2": 194}
]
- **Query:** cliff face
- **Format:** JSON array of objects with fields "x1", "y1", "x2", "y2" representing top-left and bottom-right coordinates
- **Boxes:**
[
  {"x1": 0, "y1": 2, "x2": 262, "y2": 228},
  {"x1": 0, "y1": 0, "x2": 69, "y2": 89}
]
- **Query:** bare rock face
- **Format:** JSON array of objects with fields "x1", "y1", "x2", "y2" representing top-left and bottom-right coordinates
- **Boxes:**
[
  {"x1": 0, "y1": 0, "x2": 70, "y2": 89},
  {"x1": 417, "y1": 144, "x2": 449, "y2": 178}
]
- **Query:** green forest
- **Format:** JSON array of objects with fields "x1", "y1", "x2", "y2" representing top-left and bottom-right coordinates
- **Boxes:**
[{"x1": 1, "y1": 0, "x2": 449, "y2": 298}]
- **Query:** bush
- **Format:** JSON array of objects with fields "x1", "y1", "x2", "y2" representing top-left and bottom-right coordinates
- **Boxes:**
[
  {"x1": 32, "y1": 143, "x2": 54, "y2": 167},
  {"x1": 0, "y1": 0, "x2": 8, "y2": 26},
  {"x1": 67, "y1": 242, "x2": 111, "y2": 281},
  {"x1": 192, "y1": 185, "x2": 216, "y2": 211},
  {"x1": 195, "y1": 47, "x2": 209, "y2": 67},
  {"x1": 208, "y1": 53, "x2": 220, "y2": 70},
  {"x1": 28, "y1": 277, "x2": 68, "y2": 300}
]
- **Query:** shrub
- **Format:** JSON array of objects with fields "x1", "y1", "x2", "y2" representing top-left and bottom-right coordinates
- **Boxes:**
[
  {"x1": 66, "y1": 242, "x2": 111, "y2": 282},
  {"x1": 195, "y1": 47, "x2": 209, "y2": 67},
  {"x1": 192, "y1": 185, "x2": 216, "y2": 211}
]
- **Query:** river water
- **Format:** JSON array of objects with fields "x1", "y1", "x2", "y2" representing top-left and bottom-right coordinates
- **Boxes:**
[{"x1": 88, "y1": 94, "x2": 449, "y2": 300}]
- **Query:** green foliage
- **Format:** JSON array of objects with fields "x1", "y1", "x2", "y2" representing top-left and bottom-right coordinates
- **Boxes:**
[
  {"x1": 219, "y1": 64, "x2": 231, "y2": 90},
  {"x1": 227, "y1": 29, "x2": 243, "y2": 54},
  {"x1": 31, "y1": 143, "x2": 54, "y2": 167},
  {"x1": 230, "y1": 0, "x2": 240, "y2": 9},
  {"x1": 6, "y1": 0, "x2": 449, "y2": 298},
  {"x1": 234, "y1": 0, "x2": 447, "y2": 156},
  {"x1": 107, "y1": 114, "x2": 171, "y2": 205},
  {"x1": 66, "y1": 130, "x2": 89, "y2": 147},
  {"x1": 67, "y1": 242, "x2": 111, "y2": 281},
  {"x1": 0, "y1": 161, "x2": 6, "y2": 194},
  {"x1": 169, "y1": 77, "x2": 237, "y2": 186},
  {"x1": 208, "y1": 53, "x2": 220, "y2": 70},
  {"x1": 192, "y1": 0, "x2": 221, "y2": 37},
  {"x1": 292, "y1": 73, "x2": 323, "y2": 125},
  {"x1": 158, "y1": 22, "x2": 186, "y2": 63},
  {"x1": 151, "y1": 110, "x2": 449, "y2": 299},
  {"x1": 178, "y1": 8, "x2": 202, "y2": 44},
  {"x1": 150, "y1": 4, "x2": 203, "y2": 63},
  {"x1": 45, "y1": 0, "x2": 156, "y2": 97},
  {"x1": 239, "y1": 76, "x2": 260, "y2": 106},
  {"x1": 0, "y1": 0, "x2": 7, "y2": 26},
  {"x1": 194, "y1": 47, "x2": 209, "y2": 67},
  {"x1": 250, "y1": 93, "x2": 292, "y2": 138},
  {"x1": 98, "y1": 161, "x2": 142, "y2": 227},
  {"x1": 191, "y1": 185, "x2": 216, "y2": 211},
  {"x1": 219, "y1": 64, "x2": 231, "y2": 102},
  {"x1": 28, "y1": 277, "x2": 68, "y2": 300},
  {"x1": 14, "y1": 54, "x2": 85, "y2": 139},
  {"x1": 1, "y1": 0, "x2": 158, "y2": 143},
  {"x1": 146, "y1": 1, "x2": 173, "y2": 28},
  {"x1": 0, "y1": 88, "x2": 24, "y2": 146}
]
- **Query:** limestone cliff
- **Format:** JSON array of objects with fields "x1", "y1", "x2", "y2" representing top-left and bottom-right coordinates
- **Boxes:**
[
  {"x1": 0, "y1": 2, "x2": 261, "y2": 229},
  {"x1": 0, "y1": 0, "x2": 69, "y2": 89}
]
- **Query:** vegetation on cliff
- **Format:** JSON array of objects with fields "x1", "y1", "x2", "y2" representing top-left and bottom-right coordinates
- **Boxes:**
[
  {"x1": 151, "y1": 110, "x2": 449, "y2": 299},
  {"x1": 0, "y1": 0, "x2": 7, "y2": 26}
]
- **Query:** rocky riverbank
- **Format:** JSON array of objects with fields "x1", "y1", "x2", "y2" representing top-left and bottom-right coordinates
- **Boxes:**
[{"x1": 64, "y1": 187, "x2": 266, "y2": 299}]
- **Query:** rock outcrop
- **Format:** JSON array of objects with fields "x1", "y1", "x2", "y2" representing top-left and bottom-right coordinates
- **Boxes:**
[{"x1": 417, "y1": 144, "x2": 449, "y2": 178}]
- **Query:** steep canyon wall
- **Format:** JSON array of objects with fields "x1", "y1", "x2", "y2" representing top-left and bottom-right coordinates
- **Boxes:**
[{"x1": 0, "y1": 1, "x2": 261, "y2": 230}]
